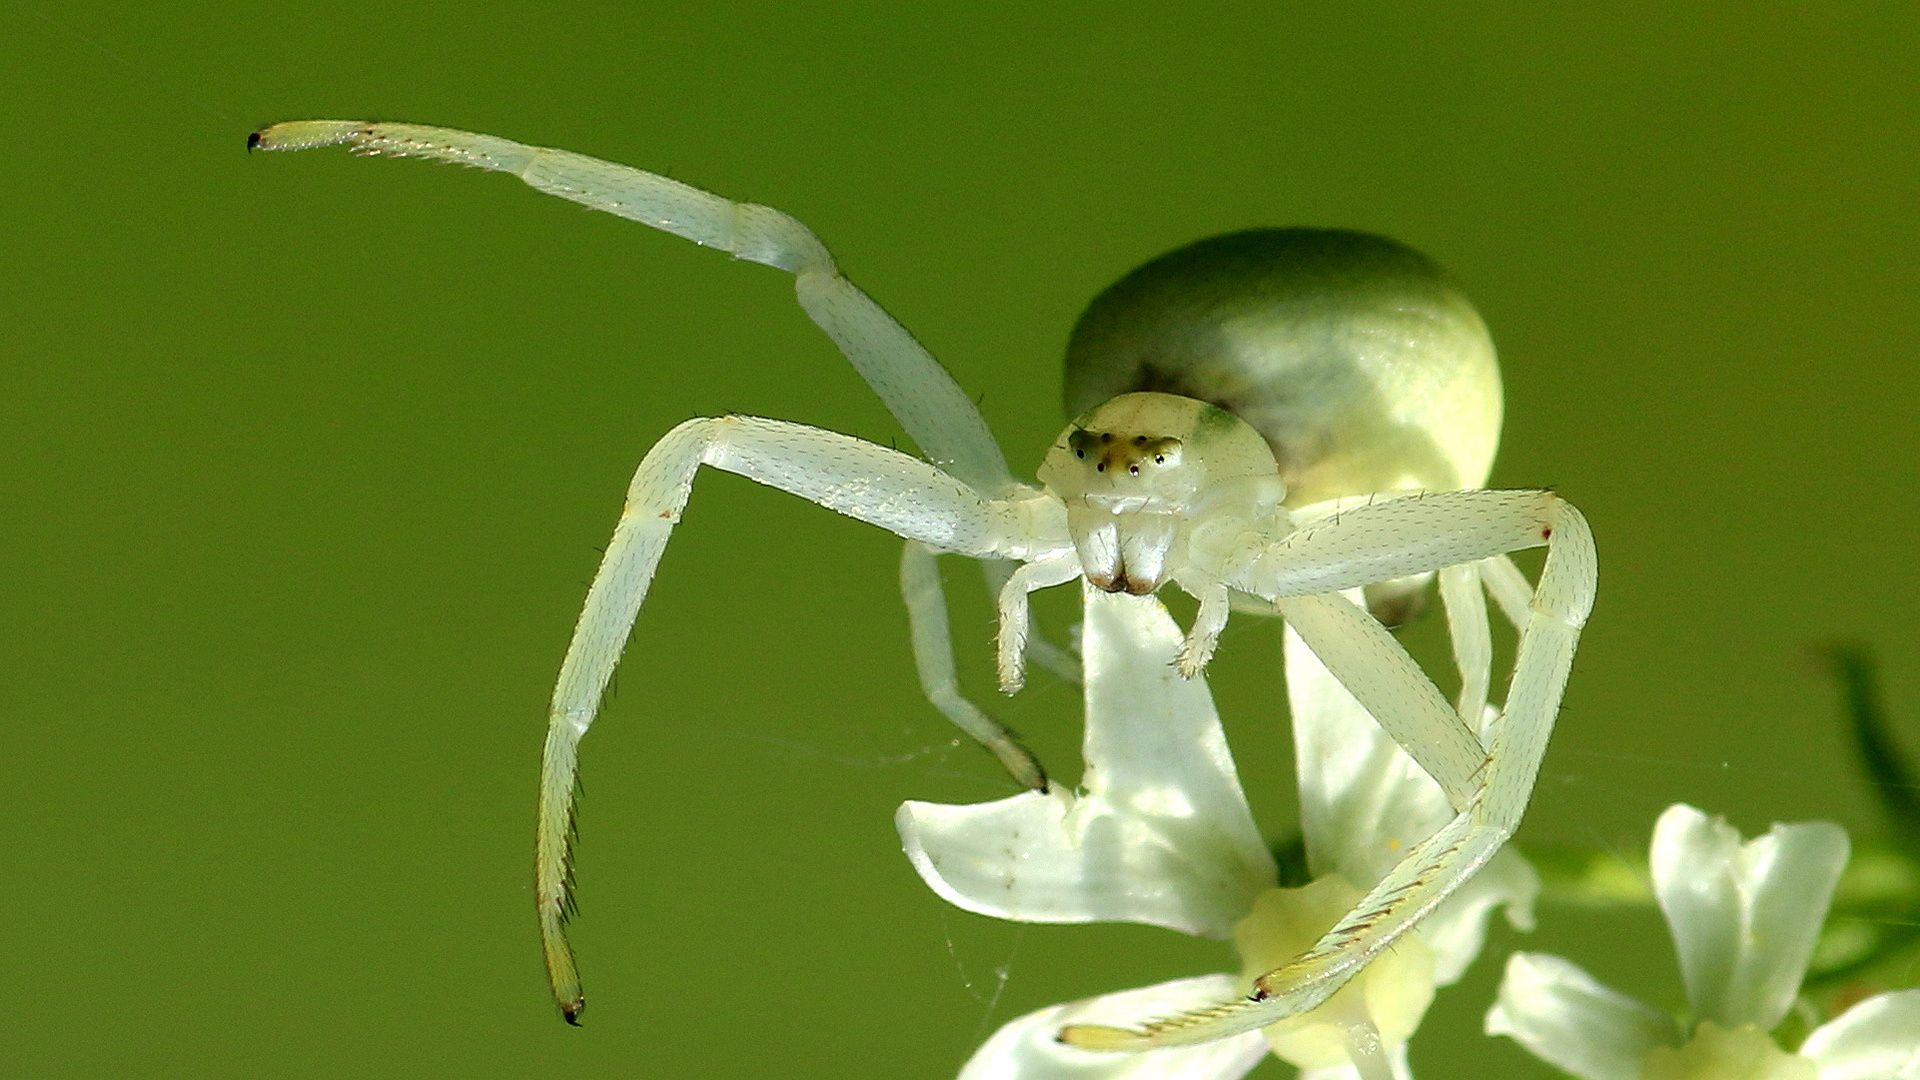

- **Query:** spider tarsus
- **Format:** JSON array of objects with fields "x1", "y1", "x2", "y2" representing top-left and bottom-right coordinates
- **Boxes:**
[
  {"x1": 561, "y1": 999, "x2": 585, "y2": 1026},
  {"x1": 246, "y1": 129, "x2": 262, "y2": 152},
  {"x1": 993, "y1": 743, "x2": 1048, "y2": 792}
]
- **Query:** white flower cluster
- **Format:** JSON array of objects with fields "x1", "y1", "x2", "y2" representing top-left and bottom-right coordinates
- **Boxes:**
[
  {"x1": 1488, "y1": 804, "x2": 1920, "y2": 1080},
  {"x1": 894, "y1": 592, "x2": 1920, "y2": 1079},
  {"x1": 898, "y1": 591, "x2": 1535, "y2": 1080}
]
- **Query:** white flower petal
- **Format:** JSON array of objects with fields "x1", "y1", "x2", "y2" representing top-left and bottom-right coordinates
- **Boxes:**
[
  {"x1": 1285, "y1": 626, "x2": 1450, "y2": 886},
  {"x1": 958, "y1": 974, "x2": 1270, "y2": 1080},
  {"x1": 1649, "y1": 804, "x2": 1850, "y2": 1030},
  {"x1": 1419, "y1": 844, "x2": 1540, "y2": 987},
  {"x1": 1797, "y1": 989, "x2": 1920, "y2": 1080},
  {"x1": 899, "y1": 590, "x2": 1275, "y2": 937},
  {"x1": 1485, "y1": 951, "x2": 1680, "y2": 1080}
]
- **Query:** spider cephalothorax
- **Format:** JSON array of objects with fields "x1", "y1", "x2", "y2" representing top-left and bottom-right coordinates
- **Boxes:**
[{"x1": 1040, "y1": 394, "x2": 1283, "y2": 596}]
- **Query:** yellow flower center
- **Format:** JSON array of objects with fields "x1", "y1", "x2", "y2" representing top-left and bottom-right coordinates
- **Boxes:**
[
  {"x1": 1638, "y1": 1021, "x2": 1816, "y2": 1080},
  {"x1": 1231, "y1": 879, "x2": 1435, "y2": 1070}
]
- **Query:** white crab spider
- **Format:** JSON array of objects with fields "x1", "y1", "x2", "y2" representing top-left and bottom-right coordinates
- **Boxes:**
[{"x1": 250, "y1": 121, "x2": 1596, "y2": 1046}]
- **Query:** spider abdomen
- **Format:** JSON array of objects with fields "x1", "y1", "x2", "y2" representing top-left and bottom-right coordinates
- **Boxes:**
[{"x1": 1063, "y1": 228, "x2": 1503, "y2": 509}]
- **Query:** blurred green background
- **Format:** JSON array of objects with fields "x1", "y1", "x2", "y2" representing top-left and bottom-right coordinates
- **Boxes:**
[{"x1": 3, "y1": 3, "x2": 1915, "y2": 1077}]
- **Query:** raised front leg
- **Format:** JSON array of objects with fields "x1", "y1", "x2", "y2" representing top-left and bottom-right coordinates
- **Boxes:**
[{"x1": 249, "y1": 121, "x2": 1015, "y2": 497}]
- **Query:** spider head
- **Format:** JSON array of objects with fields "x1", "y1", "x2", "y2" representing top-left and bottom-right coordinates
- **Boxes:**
[{"x1": 1040, "y1": 392, "x2": 1283, "y2": 594}]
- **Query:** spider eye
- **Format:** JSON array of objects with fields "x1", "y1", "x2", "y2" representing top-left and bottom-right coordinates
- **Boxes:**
[
  {"x1": 1095, "y1": 462, "x2": 1106, "y2": 472},
  {"x1": 1153, "y1": 454, "x2": 1164, "y2": 464},
  {"x1": 1128, "y1": 465, "x2": 1140, "y2": 475}
]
